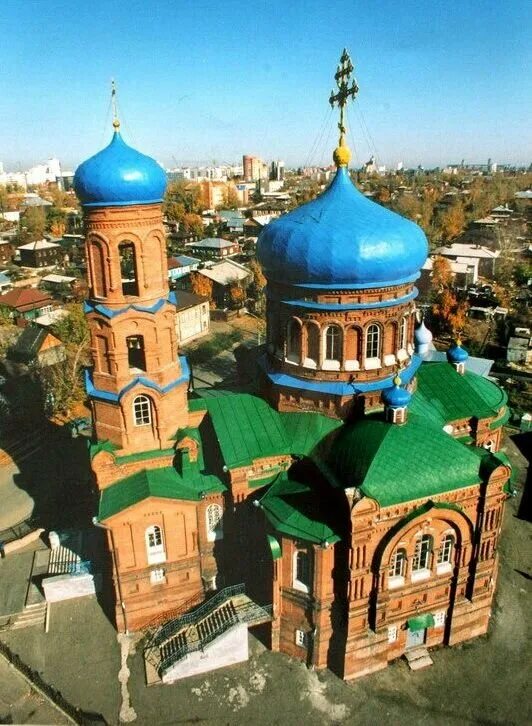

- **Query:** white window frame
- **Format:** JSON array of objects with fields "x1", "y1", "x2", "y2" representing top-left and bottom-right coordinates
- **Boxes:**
[
  {"x1": 206, "y1": 503, "x2": 224, "y2": 542},
  {"x1": 436, "y1": 534, "x2": 454, "y2": 574},
  {"x1": 411, "y1": 534, "x2": 432, "y2": 581},
  {"x1": 150, "y1": 567, "x2": 166, "y2": 585},
  {"x1": 295, "y1": 629, "x2": 308, "y2": 648},
  {"x1": 388, "y1": 548, "x2": 406, "y2": 588},
  {"x1": 365, "y1": 324, "x2": 381, "y2": 368},
  {"x1": 434, "y1": 610, "x2": 446, "y2": 628},
  {"x1": 399, "y1": 316, "x2": 409, "y2": 352},
  {"x1": 145, "y1": 525, "x2": 166, "y2": 565},
  {"x1": 388, "y1": 625, "x2": 398, "y2": 643},
  {"x1": 293, "y1": 549, "x2": 311, "y2": 594},
  {"x1": 324, "y1": 325, "x2": 341, "y2": 362},
  {"x1": 133, "y1": 394, "x2": 151, "y2": 426}
]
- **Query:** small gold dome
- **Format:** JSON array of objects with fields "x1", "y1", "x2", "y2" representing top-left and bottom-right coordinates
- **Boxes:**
[
  {"x1": 333, "y1": 143, "x2": 351, "y2": 167},
  {"x1": 112, "y1": 118, "x2": 121, "y2": 130},
  {"x1": 393, "y1": 374, "x2": 402, "y2": 386}
]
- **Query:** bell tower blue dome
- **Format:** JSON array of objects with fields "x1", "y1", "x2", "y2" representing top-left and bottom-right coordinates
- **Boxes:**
[
  {"x1": 74, "y1": 131, "x2": 167, "y2": 208},
  {"x1": 257, "y1": 166, "x2": 428, "y2": 288}
]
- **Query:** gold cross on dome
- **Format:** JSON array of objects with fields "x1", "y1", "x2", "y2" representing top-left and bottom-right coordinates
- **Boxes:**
[{"x1": 329, "y1": 49, "x2": 359, "y2": 145}]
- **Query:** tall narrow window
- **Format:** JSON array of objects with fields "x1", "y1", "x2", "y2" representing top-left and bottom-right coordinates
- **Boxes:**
[
  {"x1": 389, "y1": 548, "x2": 407, "y2": 579},
  {"x1": 127, "y1": 335, "x2": 146, "y2": 372},
  {"x1": 366, "y1": 324, "x2": 381, "y2": 360},
  {"x1": 399, "y1": 316, "x2": 409, "y2": 350},
  {"x1": 437, "y1": 534, "x2": 454, "y2": 566},
  {"x1": 325, "y1": 325, "x2": 341, "y2": 361},
  {"x1": 286, "y1": 319, "x2": 301, "y2": 363},
  {"x1": 145, "y1": 525, "x2": 166, "y2": 564},
  {"x1": 412, "y1": 534, "x2": 432, "y2": 573},
  {"x1": 293, "y1": 549, "x2": 311, "y2": 593},
  {"x1": 206, "y1": 503, "x2": 223, "y2": 542},
  {"x1": 119, "y1": 241, "x2": 139, "y2": 296},
  {"x1": 305, "y1": 324, "x2": 320, "y2": 367},
  {"x1": 133, "y1": 394, "x2": 151, "y2": 426}
]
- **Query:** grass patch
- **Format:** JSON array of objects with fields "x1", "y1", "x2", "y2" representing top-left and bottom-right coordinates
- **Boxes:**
[{"x1": 187, "y1": 330, "x2": 244, "y2": 365}]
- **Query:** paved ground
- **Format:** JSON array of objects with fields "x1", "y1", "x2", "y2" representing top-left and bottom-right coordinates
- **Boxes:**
[{"x1": 0, "y1": 433, "x2": 530, "y2": 726}]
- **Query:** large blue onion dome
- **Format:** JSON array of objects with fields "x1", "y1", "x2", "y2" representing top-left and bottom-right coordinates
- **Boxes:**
[
  {"x1": 382, "y1": 375, "x2": 412, "y2": 408},
  {"x1": 256, "y1": 166, "x2": 428, "y2": 287},
  {"x1": 74, "y1": 130, "x2": 167, "y2": 207},
  {"x1": 447, "y1": 340, "x2": 469, "y2": 364}
]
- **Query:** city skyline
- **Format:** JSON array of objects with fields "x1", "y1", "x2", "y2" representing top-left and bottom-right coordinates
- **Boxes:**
[{"x1": 1, "y1": 0, "x2": 531, "y2": 170}]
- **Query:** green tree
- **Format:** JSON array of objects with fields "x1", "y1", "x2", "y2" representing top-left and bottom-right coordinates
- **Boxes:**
[{"x1": 18, "y1": 207, "x2": 46, "y2": 243}]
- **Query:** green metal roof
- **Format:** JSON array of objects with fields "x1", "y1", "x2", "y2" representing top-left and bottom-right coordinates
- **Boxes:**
[
  {"x1": 413, "y1": 363, "x2": 507, "y2": 426},
  {"x1": 259, "y1": 471, "x2": 341, "y2": 545},
  {"x1": 329, "y1": 414, "x2": 482, "y2": 506},
  {"x1": 201, "y1": 391, "x2": 341, "y2": 468}
]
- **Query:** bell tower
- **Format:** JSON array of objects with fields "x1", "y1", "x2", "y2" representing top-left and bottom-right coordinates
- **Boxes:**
[{"x1": 75, "y1": 100, "x2": 189, "y2": 459}]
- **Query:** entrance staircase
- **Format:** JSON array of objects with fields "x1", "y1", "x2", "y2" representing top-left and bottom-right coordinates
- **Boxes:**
[
  {"x1": 405, "y1": 646, "x2": 433, "y2": 671},
  {"x1": 144, "y1": 584, "x2": 272, "y2": 684}
]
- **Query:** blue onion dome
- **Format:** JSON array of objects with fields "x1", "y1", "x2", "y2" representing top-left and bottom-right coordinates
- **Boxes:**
[
  {"x1": 256, "y1": 166, "x2": 428, "y2": 287},
  {"x1": 74, "y1": 129, "x2": 167, "y2": 207},
  {"x1": 382, "y1": 375, "x2": 412, "y2": 408},
  {"x1": 447, "y1": 339, "x2": 469, "y2": 364},
  {"x1": 414, "y1": 319, "x2": 433, "y2": 346}
]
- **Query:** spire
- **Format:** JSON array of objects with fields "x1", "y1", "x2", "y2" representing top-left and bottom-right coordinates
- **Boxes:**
[
  {"x1": 111, "y1": 79, "x2": 120, "y2": 131},
  {"x1": 329, "y1": 49, "x2": 359, "y2": 167}
]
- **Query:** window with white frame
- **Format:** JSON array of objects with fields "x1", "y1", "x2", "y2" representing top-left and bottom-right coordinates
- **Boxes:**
[
  {"x1": 399, "y1": 316, "x2": 408, "y2": 350},
  {"x1": 133, "y1": 394, "x2": 151, "y2": 426},
  {"x1": 325, "y1": 325, "x2": 341, "y2": 361},
  {"x1": 150, "y1": 568, "x2": 166, "y2": 585},
  {"x1": 388, "y1": 625, "x2": 398, "y2": 643},
  {"x1": 437, "y1": 533, "x2": 454, "y2": 573},
  {"x1": 145, "y1": 525, "x2": 166, "y2": 564},
  {"x1": 388, "y1": 548, "x2": 407, "y2": 587},
  {"x1": 434, "y1": 610, "x2": 446, "y2": 628},
  {"x1": 206, "y1": 503, "x2": 223, "y2": 542},
  {"x1": 295, "y1": 629, "x2": 308, "y2": 648},
  {"x1": 365, "y1": 324, "x2": 381, "y2": 360},
  {"x1": 293, "y1": 549, "x2": 311, "y2": 593},
  {"x1": 412, "y1": 534, "x2": 432, "y2": 578}
]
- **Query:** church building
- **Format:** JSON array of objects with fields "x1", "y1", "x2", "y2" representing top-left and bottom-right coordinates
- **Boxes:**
[{"x1": 75, "y1": 53, "x2": 512, "y2": 682}]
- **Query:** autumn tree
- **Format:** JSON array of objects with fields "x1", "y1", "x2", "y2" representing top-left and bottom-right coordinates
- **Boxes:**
[
  {"x1": 165, "y1": 180, "x2": 204, "y2": 214},
  {"x1": 182, "y1": 213, "x2": 204, "y2": 237},
  {"x1": 247, "y1": 259, "x2": 266, "y2": 314},
  {"x1": 190, "y1": 272, "x2": 213, "y2": 302},
  {"x1": 18, "y1": 207, "x2": 46, "y2": 243},
  {"x1": 221, "y1": 185, "x2": 240, "y2": 210},
  {"x1": 431, "y1": 256, "x2": 452, "y2": 291},
  {"x1": 228, "y1": 282, "x2": 245, "y2": 309},
  {"x1": 432, "y1": 288, "x2": 469, "y2": 334},
  {"x1": 439, "y1": 202, "x2": 465, "y2": 242}
]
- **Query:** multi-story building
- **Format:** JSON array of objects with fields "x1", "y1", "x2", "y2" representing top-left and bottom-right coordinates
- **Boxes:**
[
  {"x1": 78, "y1": 56, "x2": 511, "y2": 684},
  {"x1": 243, "y1": 154, "x2": 268, "y2": 182}
]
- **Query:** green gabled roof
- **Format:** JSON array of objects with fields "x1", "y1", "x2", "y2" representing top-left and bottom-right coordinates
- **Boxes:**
[
  {"x1": 259, "y1": 472, "x2": 341, "y2": 545},
  {"x1": 89, "y1": 439, "x2": 118, "y2": 460},
  {"x1": 281, "y1": 412, "x2": 342, "y2": 457},
  {"x1": 99, "y1": 463, "x2": 225, "y2": 521},
  {"x1": 329, "y1": 414, "x2": 482, "y2": 507},
  {"x1": 413, "y1": 363, "x2": 507, "y2": 425},
  {"x1": 201, "y1": 391, "x2": 341, "y2": 469},
  {"x1": 115, "y1": 447, "x2": 175, "y2": 466}
]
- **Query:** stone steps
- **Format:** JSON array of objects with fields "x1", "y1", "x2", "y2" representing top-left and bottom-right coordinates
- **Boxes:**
[
  {"x1": 405, "y1": 646, "x2": 433, "y2": 670},
  {"x1": 11, "y1": 602, "x2": 47, "y2": 630}
]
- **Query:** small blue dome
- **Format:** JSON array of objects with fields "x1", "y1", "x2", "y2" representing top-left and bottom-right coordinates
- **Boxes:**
[
  {"x1": 414, "y1": 320, "x2": 433, "y2": 345},
  {"x1": 382, "y1": 380, "x2": 412, "y2": 408},
  {"x1": 74, "y1": 132, "x2": 167, "y2": 207},
  {"x1": 447, "y1": 341, "x2": 469, "y2": 364},
  {"x1": 256, "y1": 167, "x2": 428, "y2": 288}
]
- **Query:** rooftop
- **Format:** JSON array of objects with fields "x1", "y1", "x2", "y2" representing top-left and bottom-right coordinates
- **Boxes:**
[
  {"x1": 192, "y1": 238, "x2": 235, "y2": 249},
  {"x1": 17, "y1": 239, "x2": 61, "y2": 251},
  {"x1": 198, "y1": 260, "x2": 250, "y2": 285}
]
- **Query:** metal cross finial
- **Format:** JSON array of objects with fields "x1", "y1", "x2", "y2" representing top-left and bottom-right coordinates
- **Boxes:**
[
  {"x1": 111, "y1": 79, "x2": 120, "y2": 131},
  {"x1": 329, "y1": 49, "x2": 359, "y2": 144}
]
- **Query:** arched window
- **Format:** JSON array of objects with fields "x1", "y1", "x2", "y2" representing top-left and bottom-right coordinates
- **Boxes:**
[
  {"x1": 293, "y1": 549, "x2": 311, "y2": 593},
  {"x1": 206, "y1": 503, "x2": 224, "y2": 542},
  {"x1": 437, "y1": 534, "x2": 454, "y2": 567},
  {"x1": 389, "y1": 548, "x2": 407, "y2": 582},
  {"x1": 145, "y1": 525, "x2": 166, "y2": 564},
  {"x1": 365, "y1": 324, "x2": 381, "y2": 361},
  {"x1": 304, "y1": 324, "x2": 320, "y2": 368},
  {"x1": 119, "y1": 241, "x2": 139, "y2": 296},
  {"x1": 286, "y1": 319, "x2": 301, "y2": 363},
  {"x1": 89, "y1": 241, "x2": 106, "y2": 297},
  {"x1": 127, "y1": 335, "x2": 146, "y2": 372},
  {"x1": 412, "y1": 534, "x2": 432, "y2": 575},
  {"x1": 325, "y1": 325, "x2": 342, "y2": 361},
  {"x1": 399, "y1": 316, "x2": 409, "y2": 351},
  {"x1": 133, "y1": 394, "x2": 152, "y2": 426}
]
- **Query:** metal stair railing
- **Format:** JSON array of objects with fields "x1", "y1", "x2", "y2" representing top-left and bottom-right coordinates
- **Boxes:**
[{"x1": 152, "y1": 583, "x2": 246, "y2": 648}]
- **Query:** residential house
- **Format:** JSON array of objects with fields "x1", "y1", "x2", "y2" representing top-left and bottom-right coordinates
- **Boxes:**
[
  {"x1": 9, "y1": 324, "x2": 66, "y2": 367},
  {"x1": 0, "y1": 288, "x2": 55, "y2": 324},
  {"x1": 0, "y1": 271, "x2": 11, "y2": 294},
  {"x1": 506, "y1": 336, "x2": 532, "y2": 366},
  {"x1": 0, "y1": 240, "x2": 16, "y2": 265},
  {"x1": 187, "y1": 238, "x2": 239, "y2": 259},
  {"x1": 434, "y1": 243, "x2": 500, "y2": 279},
  {"x1": 167, "y1": 255, "x2": 201, "y2": 283},
  {"x1": 174, "y1": 290, "x2": 210, "y2": 345},
  {"x1": 17, "y1": 239, "x2": 63, "y2": 268},
  {"x1": 194, "y1": 259, "x2": 251, "y2": 308}
]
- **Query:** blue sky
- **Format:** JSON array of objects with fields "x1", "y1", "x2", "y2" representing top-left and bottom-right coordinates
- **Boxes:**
[{"x1": 0, "y1": 0, "x2": 530, "y2": 170}]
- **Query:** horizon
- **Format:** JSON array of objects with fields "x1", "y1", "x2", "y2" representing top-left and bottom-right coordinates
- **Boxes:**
[{"x1": 1, "y1": 0, "x2": 531, "y2": 171}]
